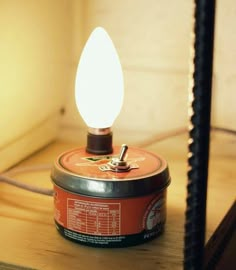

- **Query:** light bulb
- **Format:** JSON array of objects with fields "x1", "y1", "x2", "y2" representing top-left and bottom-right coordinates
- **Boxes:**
[
  {"x1": 75, "y1": 27, "x2": 124, "y2": 154},
  {"x1": 75, "y1": 27, "x2": 124, "y2": 130}
]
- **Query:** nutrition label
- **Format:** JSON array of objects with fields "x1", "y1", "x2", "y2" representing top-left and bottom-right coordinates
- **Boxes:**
[{"x1": 67, "y1": 199, "x2": 121, "y2": 236}]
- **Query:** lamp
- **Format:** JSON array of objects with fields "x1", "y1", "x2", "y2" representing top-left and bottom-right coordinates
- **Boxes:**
[{"x1": 51, "y1": 26, "x2": 171, "y2": 248}]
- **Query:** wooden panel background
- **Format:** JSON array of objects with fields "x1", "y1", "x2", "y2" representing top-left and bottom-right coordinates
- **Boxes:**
[
  {"x1": 61, "y1": 0, "x2": 236, "y2": 144},
  {"x1": 1, "y1": 0, "x2": 235, "y2": 169},
  {"x1": 0, "y1": 0, "x2": 75, "y2": 171}
]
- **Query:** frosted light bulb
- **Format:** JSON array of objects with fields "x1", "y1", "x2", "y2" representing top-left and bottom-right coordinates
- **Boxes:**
[{"x1": 75, "y1": 27, "x2": 124, "y2": 130}]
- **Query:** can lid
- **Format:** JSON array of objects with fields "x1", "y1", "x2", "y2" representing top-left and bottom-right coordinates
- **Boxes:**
[{"x1": 51, "y1": 146, "x2": 171, "y2": 198}]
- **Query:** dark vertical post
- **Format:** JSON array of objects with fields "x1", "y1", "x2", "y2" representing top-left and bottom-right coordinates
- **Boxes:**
[{"x1": 184, "y1": 1, "x2": 216, "y2": 270}]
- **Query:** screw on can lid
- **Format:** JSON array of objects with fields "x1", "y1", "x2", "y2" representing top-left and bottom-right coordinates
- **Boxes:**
[{"x1": 51, "y1": 146, "x2": 171, "y2": 198}]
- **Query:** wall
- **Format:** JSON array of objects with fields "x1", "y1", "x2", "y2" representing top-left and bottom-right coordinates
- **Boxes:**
[
  {"x1": 61, "y1": 0, "x2": 192, "y2": 144},
  {"x1": 0, "y1": 0, "x2": 74, "y2": 171},
  {"x1": 61, "y1": 0, "x2": 236, "y2": 145},
  {"x1": 212, "y1": 1, "x2": 236, "y2": 129},
  {"x1": 1, "y1": 0, "x2": 235, "y2": 170}
]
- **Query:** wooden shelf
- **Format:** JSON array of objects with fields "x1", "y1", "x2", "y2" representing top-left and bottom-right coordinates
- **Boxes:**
[{"x1": 0, "y1": 131, "x2": 235, "y2": 270}]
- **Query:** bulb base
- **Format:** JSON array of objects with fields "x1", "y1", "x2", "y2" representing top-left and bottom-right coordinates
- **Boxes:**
[{"x1": 86, "y1": 132, "x2": 113, "y2": 155}]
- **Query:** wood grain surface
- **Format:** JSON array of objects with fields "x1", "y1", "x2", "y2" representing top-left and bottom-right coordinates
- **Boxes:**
[{"x1": 0, "y1": 131, "x2": 235, "y2": 270}]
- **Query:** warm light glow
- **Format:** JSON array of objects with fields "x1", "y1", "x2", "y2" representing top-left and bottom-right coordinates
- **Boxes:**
[{"x1": 75, "y1": 27, "x2": 124, "y2": 129}]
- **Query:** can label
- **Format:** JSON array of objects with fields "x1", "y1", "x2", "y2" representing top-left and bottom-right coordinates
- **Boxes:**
[{"x1": 54, "y1": 185, "x2": 167, "y2": 247}]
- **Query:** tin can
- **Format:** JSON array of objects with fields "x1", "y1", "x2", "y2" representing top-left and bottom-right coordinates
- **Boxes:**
[{"x1": 51, "y1": 146, "x2": 171, "y2": 247}]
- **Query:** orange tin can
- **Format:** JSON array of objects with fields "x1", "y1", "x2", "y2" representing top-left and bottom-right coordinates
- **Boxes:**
[{"x1": 51, "y1": 146, "x2": 170, "y2": 247}]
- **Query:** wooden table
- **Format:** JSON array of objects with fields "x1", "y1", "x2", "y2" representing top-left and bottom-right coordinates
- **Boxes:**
[{"x1": 0, "y1": 131, "x2": 235, "y2": 270}]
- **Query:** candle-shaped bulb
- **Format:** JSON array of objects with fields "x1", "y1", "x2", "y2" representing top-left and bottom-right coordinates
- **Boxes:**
[
  {"x1": 75, "y1": 27, "x2": 124, "y2": 130},
  {"x1": 75, "y1": 27, "x2": 124, "y2": 154}
]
